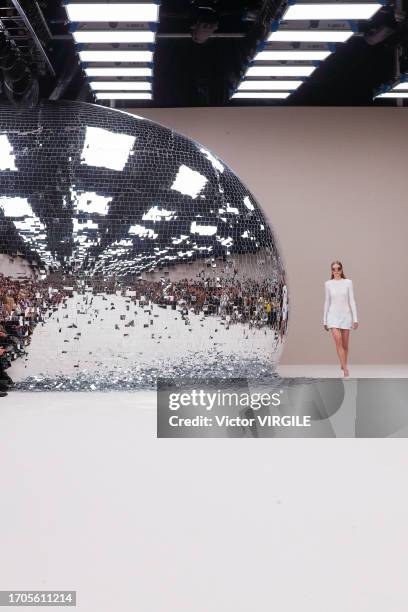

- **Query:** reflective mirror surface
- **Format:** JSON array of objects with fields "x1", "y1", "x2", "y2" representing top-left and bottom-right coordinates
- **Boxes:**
[{"x1": 0, "y1": 101, "x2": 288, "y2": 390}]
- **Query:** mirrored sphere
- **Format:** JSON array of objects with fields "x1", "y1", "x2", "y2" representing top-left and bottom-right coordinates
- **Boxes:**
[{"x1": 0, "y1": 101, "x2": 288, "y2": 390}]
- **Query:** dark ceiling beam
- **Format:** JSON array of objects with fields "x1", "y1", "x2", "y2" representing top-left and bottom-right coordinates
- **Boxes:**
[{"x1": 10, "y1": 0, "x2": 55, "y2": 76}]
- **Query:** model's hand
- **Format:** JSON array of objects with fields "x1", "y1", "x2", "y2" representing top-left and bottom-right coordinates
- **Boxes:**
[
  {"x1": 0, "y1": 347, "x2": 5, "y2": 355},
  {"x1": 353, "y1": 322, "x2": 359, "y2": 330}
]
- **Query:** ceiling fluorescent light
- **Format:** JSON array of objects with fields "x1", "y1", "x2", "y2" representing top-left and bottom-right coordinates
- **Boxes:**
[
  {"x1": 90, "y1": 81, "x2": 151, "y2": 90},
  {"x1": 238, "y1": 80, "x2": 303, "y2": 90},
  {"x1": 85, "y1": 67, "x2": 152, "y2": 76},
  {"x1": 392, "y1": 82, "x2": 408, "y2": 90},
  {"x1": 79, "y1": 50, "x2": 153, "y2": 62},
  {"x1": 268, "y1": 30, "x2": 353, "y2": 43},
  {"x1": 65, "y1": 3, "x2": 159, "y2": 23},
  {"x1": 232, "y1": 92, "x2": 291, "y2": 99},
  {"x1": 256, "y1": 50, "x2": 331, "y2": 61},
  {"x1": 73, "y1": 31, "x2": 155, "y2": 44},
  {"x1": 376, "y1": 92, "x2": 408, "y2": 98},
  {"x1": 283, "y1": 3, "x2": 382, "y2": 20},
  {"x1": 95, "y1": 92, "x2": 152, "y2": 99},
  {"x1": 246, "y1": 65, "x2": 316, "y2": 77}
]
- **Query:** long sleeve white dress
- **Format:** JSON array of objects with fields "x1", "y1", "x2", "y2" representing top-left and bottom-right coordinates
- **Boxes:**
[{"x1": 323, "y1": 278, "x2": 358, "y2": 329}]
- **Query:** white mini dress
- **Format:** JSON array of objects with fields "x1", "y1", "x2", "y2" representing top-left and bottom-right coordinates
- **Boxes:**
[{"x1": 323, "y1": 278, "x2": 358, "y2": 330}]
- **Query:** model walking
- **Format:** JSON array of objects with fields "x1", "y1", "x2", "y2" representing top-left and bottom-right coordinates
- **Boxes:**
[{"x1": 323, "y1": 261, "x2": 358, "y2": 377}]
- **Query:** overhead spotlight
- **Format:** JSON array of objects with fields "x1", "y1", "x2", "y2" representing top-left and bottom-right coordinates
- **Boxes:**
[
  {"x1": 242, "y1": 9, "x2": 259, "y2": 22},
  {"x1": 190, "y1": 0, "x2": 219, "y2": 43},
  {"x1": 365, "y1": 25, "x2": 396, "y2": 45},
  {"x1": 0, "y1": 32, "x2": 39, "y2": 106}
]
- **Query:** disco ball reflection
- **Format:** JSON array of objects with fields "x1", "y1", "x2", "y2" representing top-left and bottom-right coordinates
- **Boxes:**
[{"x1": 0, "y1": 101, "x2": 288, "y2": 390}]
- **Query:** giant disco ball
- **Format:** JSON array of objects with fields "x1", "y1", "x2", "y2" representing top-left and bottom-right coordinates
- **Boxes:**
[{"x1": 0, "y1": 101, "x2": 288, "y2": 390}]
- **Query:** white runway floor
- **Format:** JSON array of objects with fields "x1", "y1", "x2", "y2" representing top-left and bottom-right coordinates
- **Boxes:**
[
  {"x1": 0, "y1": 389, "x2": 408, "y2": 611},
  {"x1": 277, "y1": 364, "x2": 408, "y2": 378}
]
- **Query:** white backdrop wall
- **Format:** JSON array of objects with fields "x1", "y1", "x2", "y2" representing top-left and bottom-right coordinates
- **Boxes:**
[{"x1": 127, "y1": 107, "x2": 408, "y2": 365}]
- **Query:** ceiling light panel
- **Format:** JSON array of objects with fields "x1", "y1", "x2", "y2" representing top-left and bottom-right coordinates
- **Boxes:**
[
  {"x1": 89, "y1": 81, "x2": 152, "y2": 90},
  {"x1": 268, "y1": 30, "x2": 353, "y2": 42},
  {"x1": 232, "y1": 0, "x2": 382, "y2": 103},
  {"x1": 392, "y1": 82, "x2": 408, "y2": 90},
  {"x1": 374, "y1": 74, "x2": 408, "y2": 99},
  {"x1": 65, "y1": 3, "x2": 159, "y2": 23},
  {"x1": 85, "y1": 67, "x2": 153, "y2": 77},
  {"x1": 79, "y1": 50, "x2": 153, "y2": 62},
  {"x1": 376, "y1": 92, "x2": 408, "y2": 98},
  {"x1": 72, "y1": 30, "x2": 156, "y2": 43},
  {"x1": 232, "y1": 92, "x2": 291, "y2": 99},
  {"x1": 255, "y1": 50, "x2": 332, "y2": 61},
  {"x1": 238, "y1": 80, "x2": 303, "y2": 90},
  {"x1": 246, "y1": 65, "x2": 316, "y2": 77},
  {"x1": 95, "y1": 92, "x2": 153, "y2": 99},
  {"x1": 283, "y1": 2, "x2": 382, "y2": 20},
  {"x1": 65, "y1": 2, "x2": 159, "y2": 105}
]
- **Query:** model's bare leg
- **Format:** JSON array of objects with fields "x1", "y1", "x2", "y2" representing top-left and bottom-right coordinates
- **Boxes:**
[
  {"x1": 331, "y1": 328, "x2": 348, "y2": 375},
  {"x1": 340, "y1": 329, "x2": 350, "y2": 375},
  {"x1": 341, "y1": 329, "x2": 350, "y2": 377}
]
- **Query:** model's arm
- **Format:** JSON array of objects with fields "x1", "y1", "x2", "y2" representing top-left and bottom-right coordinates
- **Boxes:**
[
  {"x1": 323, "y1": 282, "x2": 330, "y2": 325},
  {"x1": 348, "y1": 280, "x2": 358, "y2": 322}
]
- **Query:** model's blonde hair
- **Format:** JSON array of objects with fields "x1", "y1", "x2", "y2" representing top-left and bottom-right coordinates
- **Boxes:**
[{"x1": 330, "y1": 260, "x2": 346, "y2": 279}]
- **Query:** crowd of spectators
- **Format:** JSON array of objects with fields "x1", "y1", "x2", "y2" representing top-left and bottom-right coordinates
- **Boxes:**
[
  {"x1": 128, "y1": 276, "x2": 288, "y2": 334},
  {"x1": 0, "y1": 273, "x2": 65, "y2": 396},
  {"x1": 0, "y1": 268, "x2": 288, "y2": 396}
]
